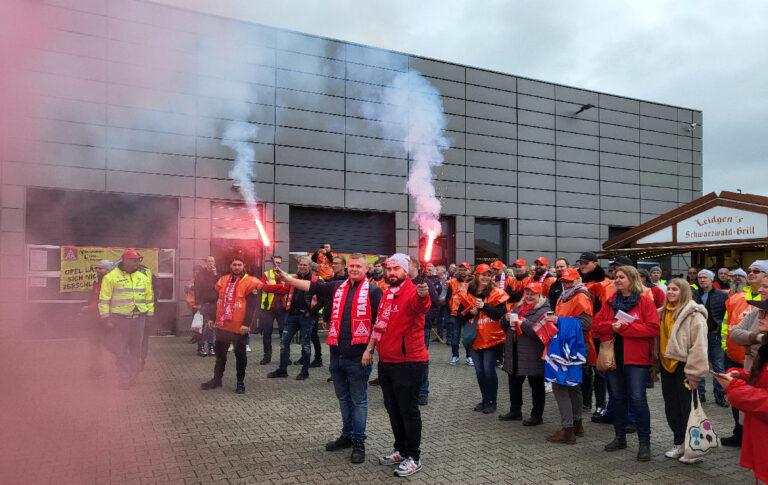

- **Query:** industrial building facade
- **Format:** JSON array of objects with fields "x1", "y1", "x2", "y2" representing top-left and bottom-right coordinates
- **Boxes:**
[{"x1": 0, "y1": 0, "x2": 702, "y2": 334}]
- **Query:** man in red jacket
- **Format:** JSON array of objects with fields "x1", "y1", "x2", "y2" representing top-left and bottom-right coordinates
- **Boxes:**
[{"x1": 363, "y1": 253, "x2": 430, "y2": 477}]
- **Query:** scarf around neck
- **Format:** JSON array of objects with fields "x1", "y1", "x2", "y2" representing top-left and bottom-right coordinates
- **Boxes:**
[
  {"x1": 326, "y1": 278, "x2": 372, "y2": 346},
  {"x1": 559, "y1": 283, "x2": 588, "y2": 303},
  {"x1": 609, "y1": 291, "x2": 641, "y2": 314},
  {"x1": 218, "y1": 273, "x2": 243, "y2": 324}
]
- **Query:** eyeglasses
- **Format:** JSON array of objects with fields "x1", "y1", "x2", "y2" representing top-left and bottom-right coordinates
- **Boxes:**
[{"x1": 748, "y1": 270, "x2": 765, "y2": 275}]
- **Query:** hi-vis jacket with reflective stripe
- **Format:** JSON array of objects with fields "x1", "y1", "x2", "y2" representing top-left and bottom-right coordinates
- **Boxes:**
[
  {"x1": 261, "y1": 269, "x2": 278, "y2": 310},
  {"x1": 98, "y1": 266, "x2": 155, "y2": 317}
]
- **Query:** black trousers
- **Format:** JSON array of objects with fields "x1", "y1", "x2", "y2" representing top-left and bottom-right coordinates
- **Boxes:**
[
  {"x1": 213, "y1": 330, "x2": 248, "y2": 383},
  {"x1": 508, "y1": 373, "x2": 545, "y2": 419},
  {"x1": 311, "y1": 317, "x2": 322, "y2": 362},
  {"x1": 660, "y1": 364, "x2": 694, "y2": 445},
  {"x1": 592, "y1": 338, "x2": 606, "y2": 408},
  {"x1": 723, "y1": 355, "x2": 743, "y2": 436},
  {"x1": 378, "y1": 362, "x2": 428, "y2": 461},
  {"x1": 581, "y1": 366, "x2": 593, "y2": 408}
]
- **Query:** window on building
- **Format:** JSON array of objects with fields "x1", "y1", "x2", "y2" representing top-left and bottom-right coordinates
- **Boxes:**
[{"x1": 475, "y1": 218, "x2": 507, "y2": 264}]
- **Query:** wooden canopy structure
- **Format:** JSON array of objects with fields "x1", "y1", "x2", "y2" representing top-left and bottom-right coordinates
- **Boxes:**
[{"x1": 601, "y1": 191, "x2": 768, "y2": 260}]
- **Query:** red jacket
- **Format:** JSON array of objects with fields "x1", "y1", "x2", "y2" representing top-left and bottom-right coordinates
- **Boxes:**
[
  {"x1": 726, "y1": 363, "x2": 768, "y2": 484},
  {"x1": 649, "y1": 285, "x2": 665, "y2": 309},
  {"x1": 593, "y1": 294, "x2": 660, "y2": 366},
  {"x1": 376, "y1": 278, "x2": 432, "y2": 363}
]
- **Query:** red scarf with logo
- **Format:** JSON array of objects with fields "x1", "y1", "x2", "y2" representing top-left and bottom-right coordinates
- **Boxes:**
[
  {"x1": 372, "y1": 284, "x2": 401, "y2": 342},
  {"x1": 217, "y1": 274, "x2": 242, "y2": 326},
  {"x1": 327, "y1": 278, "x2": 372, "y2": 346}
]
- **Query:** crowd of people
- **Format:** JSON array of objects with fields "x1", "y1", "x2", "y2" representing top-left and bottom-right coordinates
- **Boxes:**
[{"x1": 166, "y1": 245, "x2": 768, "y2": 480}]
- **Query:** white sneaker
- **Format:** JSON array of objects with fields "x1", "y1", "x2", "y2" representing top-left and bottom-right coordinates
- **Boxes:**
[
  {"x1": 246, "y1": 345, "x2": 252, "y2": 352},
  {"x1": 394, "y1": 457, "x2": 422, "y2": 477},
  {"x1": 379, "y1": 449, "x2": 404, "y2": 466},
  {"x1": 466, "y1": 357, "x2": 474, "y2": 367},
  {"x1": 449, "y1": 356, "x2": 459, "y2": 366},
  {"x1": 679, "y1": 455, "x2": 703, "y2": 464},
  {"x1": 228, "y1": 344, "x2": 234, "y2": 352},
  {"x1": 664, "y1": 445, "x2": 683, "y2": 459}
]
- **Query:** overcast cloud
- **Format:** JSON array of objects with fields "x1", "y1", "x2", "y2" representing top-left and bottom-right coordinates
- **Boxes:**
[{"x1": 158, "y1": 0, "x2": 768, "y2": 196}]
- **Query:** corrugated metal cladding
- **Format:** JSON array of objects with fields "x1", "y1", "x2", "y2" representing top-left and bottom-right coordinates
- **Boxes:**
[
  {"x1": 0, "y1": 0, "x2": 703, "y2": 333},
  {"x1": 289, "y1": 207, "x2": 395, "y2": 255}
]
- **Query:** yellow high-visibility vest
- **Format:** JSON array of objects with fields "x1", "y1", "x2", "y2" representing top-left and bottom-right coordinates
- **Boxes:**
[
  {"x1": 99, "y1": 266, "x2": 155, "y2": 317},
  {"x1": 261, "y1": 269, "x2": 278, "y2": 310}
]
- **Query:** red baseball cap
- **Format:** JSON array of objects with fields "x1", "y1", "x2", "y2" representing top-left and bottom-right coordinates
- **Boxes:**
[
  {"x1": 121, "y1": 248, "x2": 142, "y2": 260},
  {"x1": 560, "y1": 268, "x2": 581, "y2": 281},
  {"x1": 459, "y1": 262, "x2": 472, "y2": 270},
  {"x1": 524, "y1": 282, "x2": 543, "y2": 294},
  {"x1": 491, "y1": 260, "x2": 505, "y2": 270},
  {"x1": 514, "y1": 258, "x2": 527, "y2": 267},
  {"x1": 535, "y1": 256, "x2": 549, "y2": 266},
  {"x1": 474, "y1": 263, "x2": 492, "y2": 275}
]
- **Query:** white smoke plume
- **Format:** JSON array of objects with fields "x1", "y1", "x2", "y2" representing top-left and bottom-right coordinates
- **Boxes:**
[
  {"x1": 196, "y1": 34, "x2": 270, "y2": 244},
  {"x1": 222, "y1": 123, "x2": 259, "y2": 216},
  {"x1": 375, "y1": 70, "x2": 450, "y2": 240}
]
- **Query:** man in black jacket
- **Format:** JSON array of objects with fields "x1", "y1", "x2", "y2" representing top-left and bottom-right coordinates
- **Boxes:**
[
  {"x1": 194, "y1": 256, "x2": 219, "y2": 356},
  {"x1": 548, "y1": 257, "x2": 568, "y2": 309},
  {"x1": 693, "y1": 269, "x2": 728, "y2": 406},
  {"x1": 267, "y1": 256, "x2": 319, "y2": 380},
  {"x1": 276, "y1": 253, "x2": 382, "y2": 464}
]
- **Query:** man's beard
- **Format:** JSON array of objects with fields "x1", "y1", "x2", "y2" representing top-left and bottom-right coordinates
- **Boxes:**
[{"x1": 386, "y1": 275, "x2": 406, "y2": 287}]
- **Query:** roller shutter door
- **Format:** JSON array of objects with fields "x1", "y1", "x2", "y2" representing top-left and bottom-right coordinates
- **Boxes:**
[{"x1": 289, "y1": 207, "x2": 395, "y2": 254}]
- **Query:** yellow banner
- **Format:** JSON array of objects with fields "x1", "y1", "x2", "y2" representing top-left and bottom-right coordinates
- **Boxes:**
[{"x1": 60, "y1": 246, "x2": 159, "y2": 292}]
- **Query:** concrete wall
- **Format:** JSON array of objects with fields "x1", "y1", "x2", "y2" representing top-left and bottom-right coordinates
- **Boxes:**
[{"x1": 0, "y1": 0, "x2": 703, "y2": 330}]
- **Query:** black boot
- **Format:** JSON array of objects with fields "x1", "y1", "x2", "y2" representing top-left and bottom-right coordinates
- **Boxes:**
[
  {"x1": 604, "y1": 434, "x2": 627, "y2": 451},
  {"x1": 721, "y1": 425, "x2": 743, "y2": 447},
  {"x1": 498, "y1": 410, "x2": 523, "y2": 421},
  {"x1": 200, "y1": 378, "x2": 222, "y2": 390},
  {"x1": 637, "y1": 440, "x2": 651, "y2": 462},
  {"x1": 326, "y1": 435, "x2": 352, "y2": 451},
  {"x1": 260, "y1": 355, "x2": 271, "y2": 365},
  {"x1": 350, "y1": 441, "x2": 365, "y2": 464},
  {"x1": 235, "y1": 381, "x2": 245, "y2": 394},
  {"x1": 522, "y1": 416, "x2": 543, "y2": 426},
  {"x1": 309, "y1": 358, "x2": 323, "y2": 368}
]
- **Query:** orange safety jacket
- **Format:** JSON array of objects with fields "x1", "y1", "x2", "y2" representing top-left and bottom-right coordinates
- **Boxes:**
[
  {"x1": 446, "y1": 278, "x2": 470, "y2": 316},
  {"x1": 214, "y1": 273, "x2": 263, "y2": 334},
  {"x1": 724, "y1": 291, "x2": 750, "y2": 364},
  {"x1": 555, "y1": 290, "x2": 595, "y2": 365},
  {"x1": 470, "y1": 288, "x2": 510, "y2": 350}
]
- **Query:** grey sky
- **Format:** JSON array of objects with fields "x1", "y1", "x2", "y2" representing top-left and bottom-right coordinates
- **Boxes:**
[{"x1": 158, "y1": 0, "x2": 768, "y2": 196}]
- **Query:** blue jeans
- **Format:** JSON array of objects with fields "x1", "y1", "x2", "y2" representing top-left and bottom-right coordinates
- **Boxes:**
[
  {"x1": 472, "y1": 347, "x2": 499, "y2": 404},
  {"x1": 450, "y1": 316, "x2": 471, "y2": 358},
  {"x1": 111, "y1": 314, "x2": 146, "y2": 384},
  {"x1": 258, "y1": 308, "x2": 285, "y2": 358},
  {"x1": 605, "y1": 376, "x2": 637, "y2": 424},
  {"x1": 436, "y1": 305, "x2": 449, "y2": 339},
  {"x1": 698, "y1": 331, "x2": 725, "y2": 397},
  {"x1": 279, "y1": 313, "x2": 312, "y2": 374},
  {"x1": 605, "y1": 365, "x2": 651, "y2": 440},
  {"x1": 329, "y1": 355, "x2": 373, "y2": 443}
]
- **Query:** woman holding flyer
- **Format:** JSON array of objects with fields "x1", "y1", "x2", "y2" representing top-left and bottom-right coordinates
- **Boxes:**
[
  {"x1": 656, "y1": 278, "x2": 708, "y2": 463},
  {"x1": 594, "y1": 266, "x2": 660, "y2": 461}
]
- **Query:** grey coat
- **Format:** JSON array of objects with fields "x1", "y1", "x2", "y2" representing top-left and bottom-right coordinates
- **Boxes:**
[
  {"x1": 730, "y1": 308, "x2": 763, "y2": 372},
  {"x1": 502, "y1": 299, "x2": 550, "y2": 376}
]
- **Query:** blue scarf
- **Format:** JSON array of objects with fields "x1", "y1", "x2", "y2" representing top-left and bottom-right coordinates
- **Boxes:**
[{"x1": 609, "y1": 292, "x2": 640, "y2": 314}]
